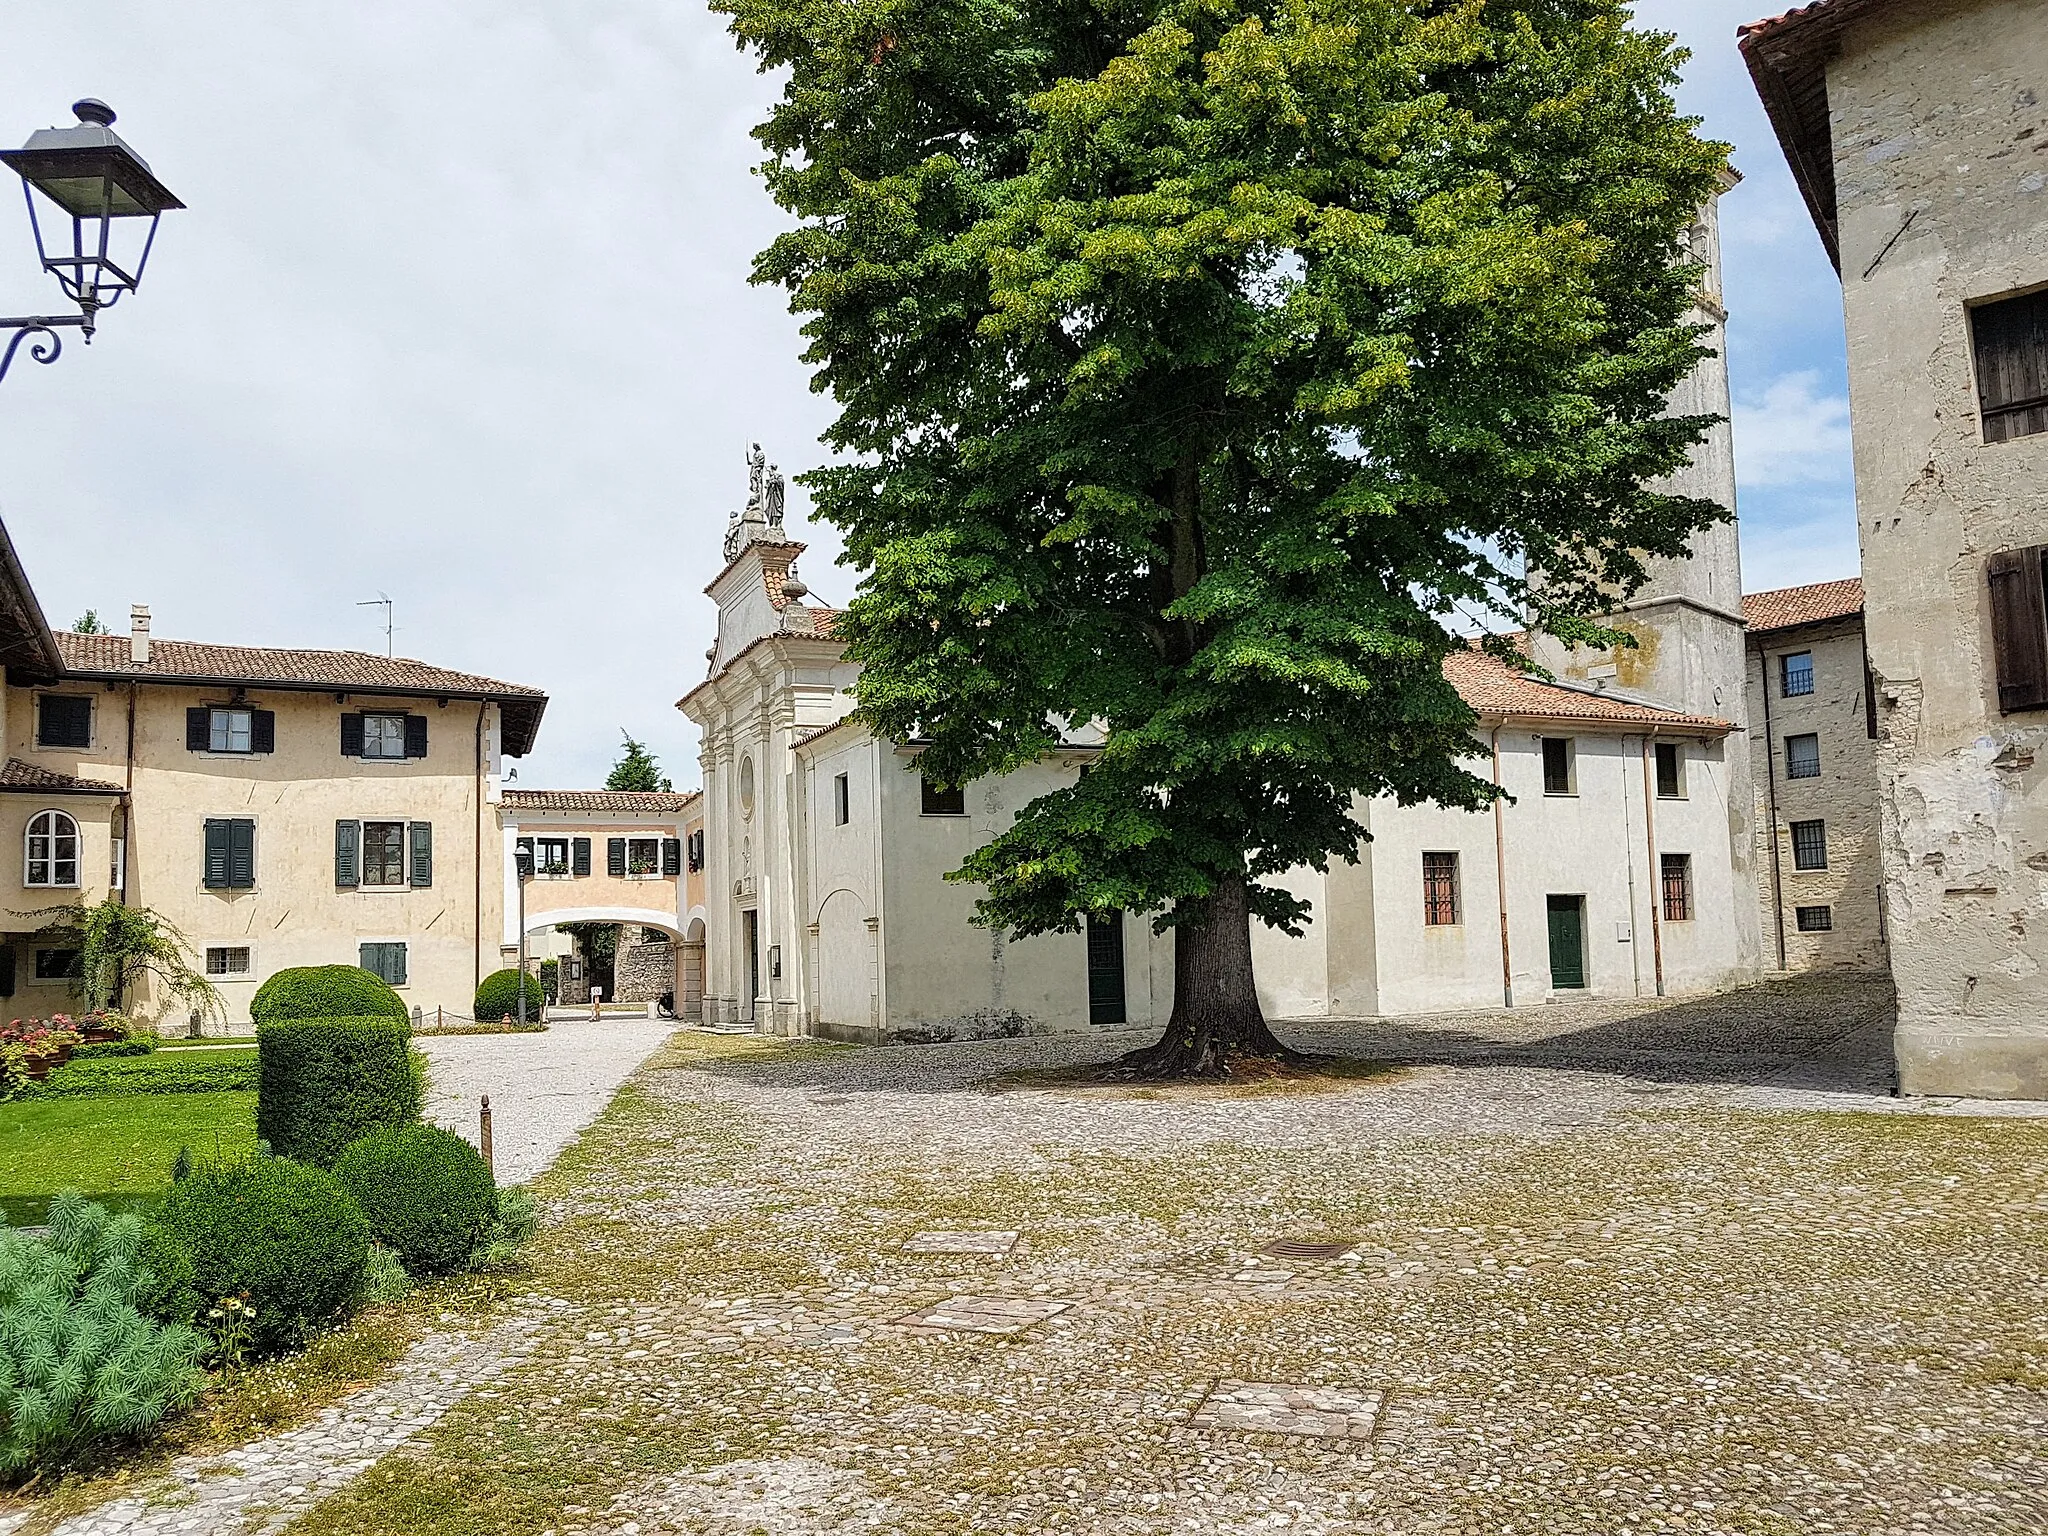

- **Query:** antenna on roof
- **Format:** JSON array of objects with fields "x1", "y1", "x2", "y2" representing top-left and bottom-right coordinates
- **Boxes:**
[{"x1": 356, "y1": 593, "x2": 393, "y2": 657}]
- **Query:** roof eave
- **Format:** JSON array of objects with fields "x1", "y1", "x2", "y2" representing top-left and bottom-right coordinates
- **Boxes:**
[{"x1": 0, "y1": 521, "x2": 65, "y2": 682}]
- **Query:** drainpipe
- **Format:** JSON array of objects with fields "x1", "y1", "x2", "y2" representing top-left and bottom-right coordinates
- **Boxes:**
[
  {"x1": 473, "y1": 702, "x2": 486, "y2": 1001},
  {"x1": 1756, "y1": 644, "x2": 1788, "y2": 970},
  {"x1": 1490, "y1": 724, "x2": 1513, "y2": 1008},
  {"x1": 121, "y1": 683, "x2": 136, "y2": 903},
  {"x1": 1641, "y1": 733, "x2": 1665, "y2": 997}
]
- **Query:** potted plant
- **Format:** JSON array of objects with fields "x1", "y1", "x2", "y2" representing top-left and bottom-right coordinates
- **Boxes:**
[{"x1": 79, "y1": 1009, "x2": 127, "y2": 1044}]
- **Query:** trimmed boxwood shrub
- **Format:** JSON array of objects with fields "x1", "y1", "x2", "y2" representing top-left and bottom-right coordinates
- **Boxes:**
[
  {"x1": 473, "y1": 967, "x2": 544, "y2": 1023},
  {"x1": 250, "y1": 965, "x2": 408, "y2": 1024},
  {"x1": 257, "y1": 1017, "x2": 420, "y2": 1167},
  {"x1": 157, "y1": 1156, "x2": 369, "y2": 1356},
  {"x1": 333, "y1": 1125, "x2": 496, "y2": 1277}
]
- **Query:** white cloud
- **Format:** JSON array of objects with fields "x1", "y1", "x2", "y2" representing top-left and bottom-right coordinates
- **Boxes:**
[{"x1": 1732, "y1": 371, "x2": 1853, "y2": 489}]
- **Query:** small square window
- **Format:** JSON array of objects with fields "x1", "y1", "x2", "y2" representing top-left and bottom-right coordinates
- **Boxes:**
[
  {"x1": 34, "y1": 947, "x2": 81, "y2": 981},
  {"x1": 1780, "y1": 652, "x2": 1814, "y2": 698},
  {"x1": 210, "y1": 708, "x2": 253, "y2": 753},
  {"x1": 626, "y1": 837, "x2": 661, "y2": 876},
  {"x1": 206, "y1": 946, "x2": 252, "y2": 976},
  {"x1": 361, "y1": 713, "x2": 408, "y2": 760},
  {"x1": 535, "y1": 837, "x2": 570, "y2": 877},
  {"x1": 834, "y1": 772, "x2": 850, "y2": 826},
  {"x1": 921, "y1": 776, "x2": 967, "y2": 816},
  {"x1": 1795, "y1": 905, "x2": 1833, "y2": 933},
  {"x1": 1541, "y1": 738, "x2": 1574, "y2": 796},
  {"x1": 1655, "y1": 742, "x2": 1683, "y2": 799},
  {"x1": 359, "y1": 941, "x2": 407, "y2": 986},
  {"x1": 1785, "y1": 734, "x2": 1821, "y2": 780},
  {"x1": 36, "y1": 694, "x2": 92, "y2": 749},
  {"x1": 1790, "y1": 819, "x2": 1828, "y2": 871}
]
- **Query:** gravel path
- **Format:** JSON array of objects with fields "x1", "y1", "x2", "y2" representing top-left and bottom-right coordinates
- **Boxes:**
[{"x1": 417, "y1": 1015, "x2": 675, "y2": 1183}]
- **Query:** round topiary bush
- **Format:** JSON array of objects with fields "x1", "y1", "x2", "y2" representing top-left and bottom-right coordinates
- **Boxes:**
[
  {"x1": 256, "y1": 1016, "x2": 421, "y2": 1167},
  {"x1": 473, "y1": 968, "x2": 544, "y2": 1023},
  {"x1": 158, "y1": 1156, "x2": 370, "y2": 1356},
  {"x1": 333, "y1": 1124, "x2": 497, "y2": 1277},
  {"x1": 250, "y1": 965, "x2": 408, "y2": 1024}
]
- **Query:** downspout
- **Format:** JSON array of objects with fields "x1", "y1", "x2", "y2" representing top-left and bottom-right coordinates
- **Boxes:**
[
  {"x1": 121, "y1": 683, "x2": 136, "y2": 903},
  {"x1": 1757, "y1": 644, "x2": 1788, "y2": 970},
  {"x1": 1490, "y1": 724, "x2": 1513, "y2": 1008},
  {"x1": 474, "y1": 702, "x2": 486, "y2": 1001},
  {"x1": 1641, "y1": 732, "x2": 1665, "y2": 997}
]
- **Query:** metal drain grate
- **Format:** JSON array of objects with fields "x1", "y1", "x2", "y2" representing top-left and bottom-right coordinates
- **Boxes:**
[{"x1": 1263, "y1": 1238, "x2": 1355, "y2": 1262}]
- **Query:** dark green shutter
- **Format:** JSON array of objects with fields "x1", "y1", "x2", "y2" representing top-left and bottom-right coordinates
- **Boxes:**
[
  {"x1": 410, "y1": 821, "x2": 433, "y2": 887},
  {"x1": 389, "y1": 943, "x2": 407, "y2": 985},
  {"x1": 340, "y1": 713, "x2": 364, "y2": 757},
  {"x1": 606, "y1": 837, "x2": 626, "y2": 877},
  {"x1": 203, "y1": 819, "x2": 231, "y2": 889},
  {"x1": 404, "y1": 715, "x2": 428, "y2": 758},
  {"x1": 187, "y1": 707, "x2": 210, "y2": 751},
  {"x1": 571, "y1": 836, "x2": 591, "y2": 876},
  {"x1": 251, "y1": 710, "x2": 275, "y2": 753},
  {"x1": 335, "y1": 819, "x2": 360, "y2": 887},
  {"x1": 661, "y1": 837, "x2": 682, "y2": 875},
  {"x1": 228, "y1": 818, "x2": 255, "y2": 888}
]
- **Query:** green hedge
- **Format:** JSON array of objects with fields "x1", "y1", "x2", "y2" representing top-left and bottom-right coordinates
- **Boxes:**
[
  {"x1": 251, "y1": 965, "x2": 408, "y2": 1024},
  {"x1": 333, "y1": 1125, "x2": 497, "y2": 1277},
  {"x1": 70, "y1": 1037, "x2": 156, "y2": 1059},
  {"x1": 25, "y1": 1050, "x2": 257, "y2": 1100},
  {"x1": 158, "y1": 1156, "x2": 369, "y2": 1356},
  {"x1": 473, "y1": 968, "x2": 545, "y2": 1023},
  {"x1": 256, "y1": 1018, "x2": 419, "y2": 1167}
]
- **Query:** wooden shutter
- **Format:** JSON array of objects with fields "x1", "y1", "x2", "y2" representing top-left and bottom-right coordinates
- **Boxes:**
[
  {"x1": 607, "y1": 837, "x2": 627, "y2": 877},
  {"x1": 340, "y1": 713, "x2": 364, "y2": 757},
  {"x1": 662, "y1": 837, "x2": 682, "y2": 875},
  {"x1": 228, "y1": 819, "x2": 255, "y2": 888},
  {"x1": 404, "y1": 714, "x2": 428, "y2": 758},
  {"x1": 251, "y1": 710, "x2": 275, "y2": 753},
  {"x1": 410, "y1": 821, "x2": 433, "y2": 887},
  {"x1": 203, "y1": 818, "x2": 231, "y2": 889},
  {"x1": 335, "y1": 819, "x2": 361, "y2": 887},
  {"x1": 571, "y1": 836, "x2": 591, "y2": 876},
  {"x1": 1987, "y1": 547, "x2": 2048, "y2": 713},
  {"x1": 1972, "y1": 291, "x2": 2048, "y2": 444},
  {"x1": 187, "y1": 707, "x2": 211, "y2": 751}
]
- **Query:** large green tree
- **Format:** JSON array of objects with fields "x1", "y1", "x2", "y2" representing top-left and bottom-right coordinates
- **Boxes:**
[
  {"x1": 720, "y1": 0, "x2": 1730, "y2": 1074},
  {"x1": 606, "y1": 732, "x2": 674, "y2": 793}
]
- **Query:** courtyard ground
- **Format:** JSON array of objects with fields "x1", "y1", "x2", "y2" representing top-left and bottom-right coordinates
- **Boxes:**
[{"x1": 15, "y1": 973, "x2": 2048, "y2": 1535}]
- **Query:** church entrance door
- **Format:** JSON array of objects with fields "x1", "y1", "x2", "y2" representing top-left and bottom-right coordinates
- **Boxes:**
[{"x1": 742, "y1": 909, "x2": 760, "y2": 1019}]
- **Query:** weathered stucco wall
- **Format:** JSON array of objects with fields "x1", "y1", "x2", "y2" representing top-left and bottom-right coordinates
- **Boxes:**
[{"x1": 1830, "y1": 0, "x2": 2048, "y2": 1094}]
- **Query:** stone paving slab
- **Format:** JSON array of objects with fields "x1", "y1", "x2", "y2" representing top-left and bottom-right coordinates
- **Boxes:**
[
  {"x1": 892, "y1": 1295, "x2": 1072, "y2": 1335},
  {"x1": 901, "y1": 1230, "x2": 1020, "y2": 1255},
  {"x1": 1188, "y1": 1379, "x2": 1385, "y2": 1441}
]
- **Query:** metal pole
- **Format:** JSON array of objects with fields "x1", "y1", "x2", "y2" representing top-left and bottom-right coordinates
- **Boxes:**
[
  {"x1": 516, "y1": 870, "x2": 528, "y2": 1025},
  {"x1": 480, "y1": 1094, "x2": 494, "y2": 1178}
]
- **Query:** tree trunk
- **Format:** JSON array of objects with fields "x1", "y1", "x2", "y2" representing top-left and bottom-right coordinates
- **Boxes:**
[{"x1": 1109, "y1": 876, "x2": 1293, "y2": 1079}]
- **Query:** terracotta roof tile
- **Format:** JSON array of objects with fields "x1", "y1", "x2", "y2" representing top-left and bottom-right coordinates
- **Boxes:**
[
  {"x1": 501, "y1": 788, "x2": 700, "y2": 815},
  {"x1": 0, "y1": 758, "x2": 123, "y2": 794},
  {"x1": 53, "y1": 631, "x2": 548, "y2": 756},
  {"x1": 1741, "y1": 577, "x2": 1863, "y2": 634},
  {"x1": 1444, "y1": 649, "x2": 1731, "y2": 731}
]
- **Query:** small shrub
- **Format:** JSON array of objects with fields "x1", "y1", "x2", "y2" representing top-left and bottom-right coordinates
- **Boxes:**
[
  {"x1": 0, "y1": 1196, "x2": 205, "y2": 1478},
  {"x1": 538, "y1": 957, "x2": 560, "y2": 1005},
  {"x1": 473, "y1": 968, "x2": 545, "y2": 1024},
  {"x1": 71, "y1": 1036, "x2": 156, "y2": 1059},
  {"x1": 158, "y1": 1156, "x2": 370, "y2": 1357},
  {"x1": 250, "y1": 965, "x2": 408, "y2": 1024},
  {"x1": 26, "y1": 1050, "x2": 257, "y2": 1100},
  {"x1": 333, "y1": 1125, "x2": 496, "y2": 1278},
  {"x1": 257, "y1": 1017, "x2": 419, "y2": 1167},
  {"x1": 355, "y1": 1244, "x2": 412, "y2": 1308},
  {"x1": 134, "y1": 1218, "x2": 200, "y2": 1327},
  {"x1": 469, "y1": 1187, "x2": 541, "y2": 1273}
]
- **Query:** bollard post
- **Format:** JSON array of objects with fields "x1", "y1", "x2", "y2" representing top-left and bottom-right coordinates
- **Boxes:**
[{"x1": 480, "y1": 1094, "x2": 494, "y2": 1179}]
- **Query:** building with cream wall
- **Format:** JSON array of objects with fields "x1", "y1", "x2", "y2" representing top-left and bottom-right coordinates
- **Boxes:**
[{"x1": 1744, "y1": 0, "x2": 2048, "y2": 1094}]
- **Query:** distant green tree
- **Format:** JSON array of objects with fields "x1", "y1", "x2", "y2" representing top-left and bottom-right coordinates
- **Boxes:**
[
  {"x1": 71, "y1": 610, "x2": 103, "y2": 634},
  {"x1": 606, "y1": 732, "x2": 673, "y2": 793}
]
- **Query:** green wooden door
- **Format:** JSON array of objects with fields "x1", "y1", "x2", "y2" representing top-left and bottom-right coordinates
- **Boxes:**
[{"x1": 1546, "y1": 895, "x2": 1586, "y2": 990}]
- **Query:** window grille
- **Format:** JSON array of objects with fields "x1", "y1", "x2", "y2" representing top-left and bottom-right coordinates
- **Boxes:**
[
  {"x1": 1660, "y1": 853, "x2": 1693, "y2": 922},
  {"x1": 1795, "y1": 905, "x2": 1833, "y2": 933},
  {"x1": 1790, "y1": 819, "x2": 1828, "y2": 871},
  {"x1": 1785, "y1": 734, "x2": 1821, "y2": 780},
  {"x1": 1780, "y1": 651, "x2": 1813, "y2": 698},
  {"x1": 1422, "y1": 852, "x2": 1460, "y2": 926}
]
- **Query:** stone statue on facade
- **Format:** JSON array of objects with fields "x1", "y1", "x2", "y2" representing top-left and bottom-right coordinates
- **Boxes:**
[
  {"x1": 765, "y1": 463, "x2": 785, "y2": 530},
  {"x1": 745, "y1": 441, "x2": 767, "y2": 513}
]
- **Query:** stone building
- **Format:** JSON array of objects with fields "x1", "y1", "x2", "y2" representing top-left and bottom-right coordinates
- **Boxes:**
[
  {"x1": 1743, "y1": 577, "x2": 1886, "y2": 971},
  {"x1": 1744, "y1": 0, "x2": 2048, "y2": 1096}
]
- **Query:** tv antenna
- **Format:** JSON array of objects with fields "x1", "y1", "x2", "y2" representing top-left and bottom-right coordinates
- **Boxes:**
[{"x1": 357, "y1": 593, "x2": 394, "y2": 656}]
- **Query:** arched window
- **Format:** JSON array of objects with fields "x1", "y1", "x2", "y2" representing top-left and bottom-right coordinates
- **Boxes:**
[{"x1": 25, "y1": 809, "x2": 80, "y2": 888}]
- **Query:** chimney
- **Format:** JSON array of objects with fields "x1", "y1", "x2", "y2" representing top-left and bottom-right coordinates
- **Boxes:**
[{"x1": 129, "y1": 604, "x2": 150, "y2": 665}]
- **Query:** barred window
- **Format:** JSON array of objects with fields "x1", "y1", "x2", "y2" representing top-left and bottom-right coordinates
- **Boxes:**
[
  {"x1": 1795, "y1": 905, "x2": 1833, "y2": 933},
  {"x1": 1790, "y1": 819, "x2": 1828, "y2": 871},
  {"x1": 1785, "y1": 734, "x2": 1821, "y2": 780},
  {"x1": 1780, "y1": 651, "x2": 1814, "y2": 698},
  {"x1": 205, "y1": 946, "x2": 251, "y2": 976},
  {"x1": 1660, "y1": 853, "x2": 1693, "y2": 922},
  {"x1": 1422, "y1": 852, "x2": 1460, "y2": 927}
]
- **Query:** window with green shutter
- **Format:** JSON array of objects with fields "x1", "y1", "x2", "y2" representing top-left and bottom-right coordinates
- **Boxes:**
[
  {"x1": 409, "y1": 821, "x2": 433, "y2": 887},
  {"x1": 203, "y1": 818, "x2": 256, "y2": 890},
  {"x1": 358, "y1": 941, "x2": 407, "y2": 986},
  {"x1": 606, "y1": 837, "x2": 627, "y2": 877},
  {"x1": 335, "y1": 819, "x2": 361, "y2": 887}
]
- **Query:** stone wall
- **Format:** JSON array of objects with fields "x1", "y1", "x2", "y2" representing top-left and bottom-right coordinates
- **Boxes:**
[
  {"x1": 1747, "y1": 618, "x2": 1888, "y2": 971},
  {"x1": 614, "y1": 935, "x2": 676, "y2": 1004}
]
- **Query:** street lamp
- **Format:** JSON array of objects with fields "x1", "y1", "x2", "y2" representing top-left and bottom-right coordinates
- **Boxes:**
[
  {"x1": 0, "y1": 99, "x2": 183, "y2": 386},
  {"x1": 514, "y1": 845, "x2": 533, "y2": 1026}
]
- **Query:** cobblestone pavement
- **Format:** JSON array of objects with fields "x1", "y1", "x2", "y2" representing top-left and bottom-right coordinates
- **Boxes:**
[{"x1": 27, "y1": 974, "x2": 2048, "y2": 1536}]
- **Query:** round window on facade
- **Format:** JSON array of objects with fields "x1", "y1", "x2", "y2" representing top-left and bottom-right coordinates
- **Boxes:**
[{"x1": 739, "y1": 754, "x2": 756, "y2": 818}]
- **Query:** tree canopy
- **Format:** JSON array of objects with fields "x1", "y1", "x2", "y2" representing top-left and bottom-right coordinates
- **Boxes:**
[
  {"x1": 721, "y1": 0, "x2": 1731, "y2": 1069},
  {"x1": 606, "y1": 733, "x2": 674, "y2": 793}
]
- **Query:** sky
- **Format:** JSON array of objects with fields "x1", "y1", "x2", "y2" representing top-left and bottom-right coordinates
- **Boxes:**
[{"x1": 0, "y1": 1, "x2": 1856, "y2": 791}]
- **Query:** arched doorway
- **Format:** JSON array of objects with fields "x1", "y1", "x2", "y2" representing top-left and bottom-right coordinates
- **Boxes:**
[{"x1": 681, "y1": 916, "x2": 706, "y2": 1022}]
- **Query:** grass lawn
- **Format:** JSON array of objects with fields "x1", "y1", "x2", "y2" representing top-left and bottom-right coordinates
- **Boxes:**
[{"x1": 0, "y1": 1088, "x2": 256, "y2": 1226}]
